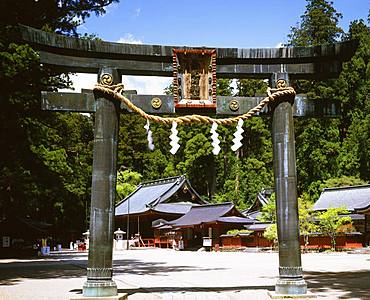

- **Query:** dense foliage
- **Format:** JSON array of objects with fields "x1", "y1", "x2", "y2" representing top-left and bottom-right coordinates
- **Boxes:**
[
  {"x1": 1, "y1": 0, "x2": 368, "y2": 241},
  {"x1": 287, "y1": 1, "x2": 370, "y2": 199},
  {"x1": 317, "y1": 207, "x2": 354, "y2": 250},
  {"x1": 0, "y1": 0, "x2": 116, "y2": 239}
]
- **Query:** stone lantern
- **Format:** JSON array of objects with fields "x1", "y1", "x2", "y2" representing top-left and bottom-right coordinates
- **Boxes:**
[{"x1": 114, "y1": 228, "x2": 126, "y2": 250}]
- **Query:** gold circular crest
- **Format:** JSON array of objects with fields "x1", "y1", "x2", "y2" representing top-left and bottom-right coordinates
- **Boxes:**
[
  {"x1": 100, "y1": 73, "x2": 113, "y2": 85},
  {"x1": 151, "y1": 97, "x2": 162, "y2": 109},
  {"x1": 276, "y1": 79, "x2": 287, "y2": 89},
  {"x1": 229, "y1": 100, "x2": 239, "y2": 111}
]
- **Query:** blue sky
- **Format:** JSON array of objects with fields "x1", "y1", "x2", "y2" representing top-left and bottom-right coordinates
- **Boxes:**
[
  {"x1": 68, "y1": 0, "x2": 369, "y2": 94},
  {"x1": 80, "y1": 0, "x2": 368, "y2": 47}
]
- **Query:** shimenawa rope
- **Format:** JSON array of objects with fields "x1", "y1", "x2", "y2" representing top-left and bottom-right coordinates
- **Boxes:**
[{"x1": 93, "y1": 83, "x2": 295, "y2": 126}]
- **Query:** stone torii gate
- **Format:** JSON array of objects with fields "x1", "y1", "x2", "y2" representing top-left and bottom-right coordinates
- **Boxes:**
[{"x1": 18, "y1": 25, "x2": 356, "y2": 299}]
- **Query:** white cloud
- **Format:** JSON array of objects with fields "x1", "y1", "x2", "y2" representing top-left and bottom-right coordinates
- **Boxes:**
[
  {"x1": 117, "y1": 33, "x2": 142, "y2": 44},
  {"x1": 275, "y1": 42, "x2": 284, "y2": 48},
  {"x1": 135, "y1": 8, "x2": 141, "y2": 17},
  {"x1": 107, "y1": 3, "x2": 119, "y2": 14},
  {"x1": 59, "y1": 73, "x2": 97, "y2": 93},
  {"x1": 59, "y1": 73, "x2": 171, "y2": 95},
  {"x1": 122, "y1": 76, "x2": 172, "y2": 95}
]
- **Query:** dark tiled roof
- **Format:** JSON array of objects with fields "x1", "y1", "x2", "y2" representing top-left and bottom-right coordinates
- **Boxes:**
[
  {"x1": 313, "y1": 185, "x2": 370, "y2": 212},
  {"x1": 217, "y1": 216, "x2": 254, "y2": 224},
  {"x1": 115, "y1": 175, "x2": 205, "y2": 216},
  {"x1": 220, "y1": 233, "x2": 251, "y2": 237},
  {"x1": 347, "y1": 213, "x2": 365, "y2": 220},
  {"x1": 245, "y1": 223, "x2": 271, "y2": 231},
  {"x1": 152, "y1": 219, "x2": 171, "y2": 228},
  {"x1": 169, "y1": 202, "x2": 245, "y2": 227},
  {"x1": 243, "y1": 188, "x2": 273, "y2": 214},
  {"x1": 153, "y1": 203, "x2": 195, "y2": 215},
  {"x1": 243, "y1": 210, "x2": 261, "y2": 221}
]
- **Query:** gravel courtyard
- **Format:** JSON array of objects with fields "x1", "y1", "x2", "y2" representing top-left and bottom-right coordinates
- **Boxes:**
[{"x1": 0, "y1": 249, "x2": 369, "y2": 299}]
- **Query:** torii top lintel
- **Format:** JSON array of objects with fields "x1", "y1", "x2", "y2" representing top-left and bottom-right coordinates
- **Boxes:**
[{"x1": 18, "y1": 25, "x2": 357, "y2": 79}]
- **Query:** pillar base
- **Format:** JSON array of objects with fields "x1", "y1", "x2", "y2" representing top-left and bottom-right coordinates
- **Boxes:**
[
  {"x1": 71, "y1": 293, "x2": 128, "y2": 300},
  {"x1": 275, "y1": 278, "x2": 307, "y2": 295},
  {"x1": 268, "y1": 290, "x2": 316, "y2": 299},
  {"x1": 82, "y1": 279, "x2": 118, "y2": 297}
]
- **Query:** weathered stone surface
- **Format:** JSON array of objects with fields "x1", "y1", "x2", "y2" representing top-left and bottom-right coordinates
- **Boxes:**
[
  {"x1": 71, "y1": 293, "x2": 128, "y2": 300},
  {"x1": 271, "y1": 73, "x2": 306, "y2": 295},
  {"x1": 268, "y1": 290, "x2": 317, "y2": 299},
  {"x1": 82, "y1": 67, "x2": 121, "y2": 297},
  {"x1": 41, "y1": 92, "x2": 340, "y2": 117},
  {"x1": 41, "y1": 90, "x2": 96, "y2": 112},
  {"x1": 18, "y1": 25, "x2": 357, "y2": 78}
]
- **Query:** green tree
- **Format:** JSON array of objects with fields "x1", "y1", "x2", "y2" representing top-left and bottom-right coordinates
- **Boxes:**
[
  {"x1": 0, "y1": 0, "x2": 117, "y2": 237},
  {"x1": 317, "y1": 207, "x2": 353, "y2": 250},
  {"x1": 117, "y1": 115, "x2": 148, "y2": 173},
  {"x1": 298, "y1": 193, "x2": 318, "y2": 251},
  {"x1": 236, "y1": 79, "x2": 268, "y2": 97},
  {"x1": 263, "y1": 224, "x2": 278, "y2": 248},
  {"x1": 217, "y1": 78, "x2": 234, "y2": 96},
  {"x1": 257, "y1": 193, "x2": 276, "y2": 223},
  {"x1": 287, "y1": 0, "x2": 347, "y2": 194},
  {"x1": 258, "y1": 193, "x2": 319, "y2": 251},
  {"x1": 336, "y1": 19, "x2": 370, "y2": 181},
  {"x1": 177, "y1": 132, "x2": 215, "y2": 199},
  {"x1": 288, "y1": 0, "x2": 343, "y2": 46},
  {"x1": 116, "y1": 169, "x2": 142, "y2": 201},
  {"x1": 0, "y1": 0, "x2": 119, "y2": 36}
]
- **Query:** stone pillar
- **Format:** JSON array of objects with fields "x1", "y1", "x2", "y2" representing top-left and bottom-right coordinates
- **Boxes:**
[
  {"x1": 270, "y1": 73, "x2": 307, "y2": 295},
  {"x1": 83, "y1": 67, "x2": 120, "y2": 297}
]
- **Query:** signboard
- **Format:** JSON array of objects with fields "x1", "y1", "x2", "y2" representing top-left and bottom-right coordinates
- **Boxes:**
[
  {"x1": 203, "y1": 237, "x2": 212, "y2": 247},
  {"x1": 173, "y1": 49, "x2": 217, "y2": 109}
]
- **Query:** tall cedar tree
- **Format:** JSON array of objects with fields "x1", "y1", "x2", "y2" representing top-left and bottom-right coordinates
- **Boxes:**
[
  {"x1": 287, "y1": 0, "x2": 346, "y2": 196},
  {"x1": 0, "y1": 0, "x2": 117, "y2": 238}
]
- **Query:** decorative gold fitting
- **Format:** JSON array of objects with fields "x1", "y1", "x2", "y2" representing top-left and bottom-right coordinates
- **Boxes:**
[
  {"x1": 100, "y1": 73, "x2": 113, "y2": 85},
  {"x1": 229, "y1": 100, "x2": 239, "y2": 111},
  {"x1": 151, "y1": 97, "x2": 162, "y2": 109},
  {"x1": 276, "y1": 79, "x2": 287, "y2": 89}
]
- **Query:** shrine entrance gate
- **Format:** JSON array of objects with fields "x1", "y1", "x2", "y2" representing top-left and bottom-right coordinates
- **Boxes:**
[{"x1": 18, "y1": 25, "x2": 356, "y2": 299}]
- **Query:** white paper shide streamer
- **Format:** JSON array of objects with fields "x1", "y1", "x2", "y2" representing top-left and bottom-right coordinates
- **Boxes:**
[
  {"x1": 169, "y1": 121, "x2": 180, "y2": 155},
  {"x1": 144, "y1": 120, "x2": 154, "y2": 151},
  {"x1": 210, "y1": 122, "x2": 221, "y2": 155},
  {"x1": 231, "y1": 118, "x2": 244, "y2": 152}
]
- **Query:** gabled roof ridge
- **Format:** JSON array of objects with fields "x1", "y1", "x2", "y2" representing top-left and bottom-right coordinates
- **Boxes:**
[
  {"x1": 141, "y1": 175, "x2": 184, "y2": 187},
  {"x1": 184, "y1": 178, "x2": 208, "y2": 205},
  {"x1": 323, "y1": 184, "x2": 370, "y2": 192},
  {"x1": 115, "y1": 183, "x2": 143, "y2": 206},
  {"x1": 156, "y1": 202, "x2": 200, "y2": 206},
  {"x1": 147, "y1": 176, "x2": 186, "y2": 207}
]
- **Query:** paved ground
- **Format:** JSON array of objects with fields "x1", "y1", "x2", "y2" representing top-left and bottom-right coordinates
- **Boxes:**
[{"x1": 0, "y1": 249, "x2": 369, "y2": 299}]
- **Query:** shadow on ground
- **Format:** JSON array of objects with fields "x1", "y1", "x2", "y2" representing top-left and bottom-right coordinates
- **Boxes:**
[
  {"x1": 2, "y1": 253, "x2": 370, "y2": 300},
  {"x1": 71, "y1": 286, "x2": 274, "y2": 296},
  {"x1": 305, "y1": 269, "x2": 370, "y2": 299},
  {"x1": 113, "y1": 259, "x2": 226, "y2": 276},
  {"x1": 0, "y1": 258, "x2": 86, "y2": 286},
  {"x1": 0, "y1": 255, "x2": 226, "y2": 285}
]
